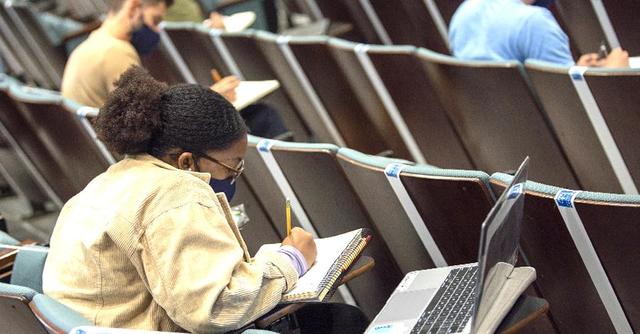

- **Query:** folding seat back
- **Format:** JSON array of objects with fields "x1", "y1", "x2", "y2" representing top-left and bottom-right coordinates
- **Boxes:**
[
  {"x1": 553, "y1": 0, "x2": 607, "y2": 56},
  {"x1": 327, "y1": 39, "x2": 415, "y2": 160},
  {"x1": 9, "y1": 85, "x2": 111, "y2": 195},
  {"x1": 395, "y1": 0, "x2": 450, "y2": 54},
  {"x1": 141, "y1": 33, "x2": 190, "y2": 85},
  {"x1": 525, "y1": 60, "x2": 622, "y2": 193},
  {"x1": 0, "y1": 5, "x2": 50, "y2": 87},
  {"x1": 0, "y1": 34, "x2": 25, "y2": 78},
  {"x1": 416, "y1": 49, "x2": 580, "y2": 189},
  {"x1": 218, "y1": 30, "x2": 312, "y2": 141},
  {"x1": 5, "y1": 3, "x2": 66, "y2": 88},
  {"x1": 314, "y1": 0, "x2": 382, "y2": 44},
  {"x1": 0, "y1": 282, "x2": 47, "y2": 333},
  {"x1": 366, "y1": 0, "x2": 423, "y2": 46},
  {"x1": 584, "y1": 68, "x2": 640, "y2": 193},
  {"x1": 365, "y1": 45, "x2": 473, "y2": 169},
  {"x1": 244, "y1": 136, "x2": 402, "y2": 319},
  {"x1": 434, "y1": 0, "x2": 463, "y2": 25},
  {"x1": 600, "y1": 0, "x2": 640, "y2": 54},
  {"x1": 0, "y1": 79, "x2": 71, "y2": 206},
  {"x1": 337, "y1": 148, "x2": 494, "y2": 275},
  {"x1": 254, "y1": 31, "x2": 343, "y2": 145},
  {"x1": 161, "y1": 23, "x2": 230, "y2": 86},
  {"x1": 265, "y1": 140, "x2": 403, "y2": 319},
  {"x1": 491, "y1": 173, "x2": 637, "y2": 333},
  {"x1": 286, "y1": 36, "x2": 391, "y2": 155}
]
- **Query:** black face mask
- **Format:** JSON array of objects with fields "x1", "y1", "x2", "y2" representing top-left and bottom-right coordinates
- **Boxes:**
[
  {"x1": 209, "y1": 177, "x2": 237, "y2": 201},
  {"x1": 532, "y1": 0, "x2": 555, "y2": 8},
  {"x1": 130, "y1": 24, "x2": 160, "y2": 55}
]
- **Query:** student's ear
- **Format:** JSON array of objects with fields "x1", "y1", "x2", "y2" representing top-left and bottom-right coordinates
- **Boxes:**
[{"x1": 177, "y1": 152, "x2": 197, "y2": 171}]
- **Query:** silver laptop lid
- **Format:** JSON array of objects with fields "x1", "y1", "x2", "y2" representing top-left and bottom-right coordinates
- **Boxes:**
[{"x1": 471, "y1": 157, "x2": 529, "y2": 331}]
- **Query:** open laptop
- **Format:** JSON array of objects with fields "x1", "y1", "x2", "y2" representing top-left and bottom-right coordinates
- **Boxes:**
[{"x1": 366, "y1": 157, "x2": 529, "y2": 334}]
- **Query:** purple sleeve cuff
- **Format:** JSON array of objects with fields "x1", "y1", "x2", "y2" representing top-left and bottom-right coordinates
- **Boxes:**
[{"x1": 277, "y1": 245, "x2": 308, "y2": 277}]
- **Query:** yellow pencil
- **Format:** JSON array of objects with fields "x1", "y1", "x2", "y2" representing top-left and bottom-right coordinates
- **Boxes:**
[
  {"x1": 211, "y1": 69, "x2": 222, "y2": 83},
  {"x1": 286, "y1": 198, "x2": 292, "y2": 237}
]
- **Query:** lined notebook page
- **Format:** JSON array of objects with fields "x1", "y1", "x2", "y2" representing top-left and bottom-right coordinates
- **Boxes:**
[{"x1": 256, "y1": 230, "x2": 360, "y2": 297}]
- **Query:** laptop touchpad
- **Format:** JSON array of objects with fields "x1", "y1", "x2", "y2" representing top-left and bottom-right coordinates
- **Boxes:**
[{"x1": 375, "y1": 289, "x2": 436, "y2": 323}]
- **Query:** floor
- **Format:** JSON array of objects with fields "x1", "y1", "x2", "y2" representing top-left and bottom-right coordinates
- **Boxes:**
[{"x1": 0, "y1": 192, "x2": 58, "y2": 244}]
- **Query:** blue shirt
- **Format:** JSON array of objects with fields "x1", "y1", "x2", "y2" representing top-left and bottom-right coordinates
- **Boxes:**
[{"x1": 449, "y1": 0, "x2": 574, "y2": 66}]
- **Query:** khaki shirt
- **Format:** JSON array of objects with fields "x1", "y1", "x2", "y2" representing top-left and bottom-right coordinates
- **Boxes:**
[
  {"x1": 61, "y1": 28, "x2": 140, "y2": 107},
  {"x1": 43, "y1": 155, "x2": 298, "y2": 333}
]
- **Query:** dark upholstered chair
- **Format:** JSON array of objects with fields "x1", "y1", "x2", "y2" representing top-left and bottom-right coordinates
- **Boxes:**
[
  {"x1": 491, "y1": 173, "x2": 638, "y2": 333},
  {"x1": 9, "y1": 85, "x2": 111, "y2": 197},
  {"x1": 244, "y1": 136, "x2": 402, "y2": 319},
  {"x1": 218, "y1": 30, "x2": 313, "y2": 142},
  {"x1": 524, "y1": 60, "x2": 624, "y2": 193},
  {"x1": 366, "y1": 45, "x2": 473, "y2": 169},
  {"x1": 337, "y1": 147, "x2": 494, "y2": 274},
  {"x1": 416, "y1": 49, "x2": 580, "y2": 189},
  {"x1": 600, "y1": 0, "x2": 640, "y2": 54},
  {"x1": 254, "y1": 31, "x2": 344, "y2": 145},
  {"x1": 584, "y1": 67, "x2": 640, "y2": 194}
]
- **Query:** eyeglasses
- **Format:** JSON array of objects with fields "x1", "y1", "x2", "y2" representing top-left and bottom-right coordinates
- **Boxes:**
[{"x1": 198, "y1": 154, "x2": 245, "y2": 184}]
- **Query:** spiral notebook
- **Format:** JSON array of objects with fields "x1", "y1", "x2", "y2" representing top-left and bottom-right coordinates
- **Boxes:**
[{"x1": 256, "y1": 228, "x2": 371, "y2": 303}]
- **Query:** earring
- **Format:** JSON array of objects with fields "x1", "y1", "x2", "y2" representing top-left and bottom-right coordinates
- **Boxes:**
[{"x1": 188, "y1": 168, "x2": 192, "y2": 171}]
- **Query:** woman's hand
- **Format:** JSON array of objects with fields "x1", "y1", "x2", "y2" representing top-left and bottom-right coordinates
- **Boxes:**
[
  {"x1": 282, "y1": 227, "x2": 317, "y2": 268},
  {"x1": 210, "y1": 76, "x2": 240, "y2": 102}
]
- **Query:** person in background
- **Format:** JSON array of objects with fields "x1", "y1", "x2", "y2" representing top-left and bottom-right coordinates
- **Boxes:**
[
  {"x1": 164, "y1": 0, "x2": 226, "y2": 28},
  {"x1": 43, "y1": 66, "x2": 367, "y2": 333},
  {"x1": 449, "y1": 0, "x2": 629, "y2": 68},
  {"x1": 62, "y1": 0, "x2": 288, "y2": 139}
]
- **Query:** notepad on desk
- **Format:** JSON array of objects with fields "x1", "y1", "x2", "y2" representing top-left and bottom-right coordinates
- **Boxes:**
[
  {"x1": 256, "y1": 228, "x2": 371, "y2": 303},
  {"x1": 232, "y1": 80, "x2": 280, "y2": 111}
]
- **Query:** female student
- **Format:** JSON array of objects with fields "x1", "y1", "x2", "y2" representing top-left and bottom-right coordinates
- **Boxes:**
[{"x1": 42, "y1": 66, "x2": 365, "y2": 333}]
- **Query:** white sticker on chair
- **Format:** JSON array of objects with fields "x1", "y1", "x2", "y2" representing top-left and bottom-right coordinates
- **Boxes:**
[
  {"x1": 554, "y1": 189, "x2": 632, "y2": 334},
  {"x1": 569, "y1": 66, "x2": 638, "y2": 195},
  {"x1": 384, "y1": 163, "x2": 447, "y2": 267}
]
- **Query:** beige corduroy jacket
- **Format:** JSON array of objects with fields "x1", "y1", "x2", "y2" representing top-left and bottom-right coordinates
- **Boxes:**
[{"x1": 43, "y1": 154, "x2": 298, "y2": 333}]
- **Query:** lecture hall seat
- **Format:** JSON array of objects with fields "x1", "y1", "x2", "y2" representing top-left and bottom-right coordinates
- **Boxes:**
[
  {"x1": 599, "y1": 0, "x2": 640, "y2": 55},
  {"x1": 415, "y1": 49, "x2": 580, "y2": 189},
  {"x1": 286, "y1": 35, "x2": 392, "y2": 156},
  {"x1": 244, "y1": 136, "x2": 403, "y2": 319},
  {"x1": 8, "y1": 84, "x2": 112, "y2": 196},
  {"x1": 4, "y1": 3, "x2": 67, "y2": 89},
  {"x1": 254, "y1": 30, "x2": 344, "y2": 145},
  {"x1": 336, "y1": 147, "x2": 494, "y2": 273},
  {"x1": 491, "y1": 173, "x2": 639, "y2": 333},
  {"x1": 584, "y1": 67, "x2": 640, "y2": 193},
  {"x1": 218, "y1": 29, "x2": 313, "y2": 142},
  {"x1": 0, "y1": 77, "x2": 72, "y2": 206},
  {"x1": 365, "y1": 44, "x2": 474, "y2": 169},
  {"x1": 524, "y1": 60, "x2": 623, "y2": 193}
]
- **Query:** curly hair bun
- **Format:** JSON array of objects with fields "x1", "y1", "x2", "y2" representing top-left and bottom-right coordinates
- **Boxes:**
[{"x1": 96, "y1": 66, "x2": 168, "y2": 155}]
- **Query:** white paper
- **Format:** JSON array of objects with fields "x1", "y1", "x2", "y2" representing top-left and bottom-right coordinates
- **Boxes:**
[{"x1": 232, "y1": 80, "x2": 280, "y2": 111}]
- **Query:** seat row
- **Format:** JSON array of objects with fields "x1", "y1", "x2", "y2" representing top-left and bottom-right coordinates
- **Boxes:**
[
  {"x1": 0, "y1": 73, "x2": 638, "y2": 331},
  {"x1": 0, "y1": 74, "x2": 112, "y2": 213},
  {"x1": 149, "y1": 22, "x2": 640, "y2": 194},
  {"x1": 288, "y1": 0, "x2": 640, "y2": 56},
  {"x1": 233, "y1": 134, "x2": 640, "y2": 333}
]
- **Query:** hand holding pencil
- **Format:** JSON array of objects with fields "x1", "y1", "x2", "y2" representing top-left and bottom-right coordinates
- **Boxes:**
[{"x1": 281, "y1": 199, "x2": 317, "y2": 268}]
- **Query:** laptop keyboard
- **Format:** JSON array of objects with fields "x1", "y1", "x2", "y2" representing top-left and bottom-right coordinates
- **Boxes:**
[{"x1": 411, "y1": 266, "x2": 479, "y2": 334}]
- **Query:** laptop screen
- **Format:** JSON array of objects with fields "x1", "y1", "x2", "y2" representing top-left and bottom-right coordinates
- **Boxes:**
[{"x1": 471, "y1": 157, "x2": 529, "y2": 330}]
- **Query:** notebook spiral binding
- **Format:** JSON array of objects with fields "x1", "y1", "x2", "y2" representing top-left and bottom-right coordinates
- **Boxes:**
[{"x1": 281, "y1": 229, "x2": 371, "y2": 302}]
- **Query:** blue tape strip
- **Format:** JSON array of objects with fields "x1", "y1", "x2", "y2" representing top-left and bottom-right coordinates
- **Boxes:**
[{"x1": 556, "y1": 189, "x2": 577, "y2": 208}]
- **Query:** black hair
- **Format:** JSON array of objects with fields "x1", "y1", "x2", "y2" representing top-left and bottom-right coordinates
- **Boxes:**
[{"x1": 96, "y1": 66, "x2": 247, "y2": 157}]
